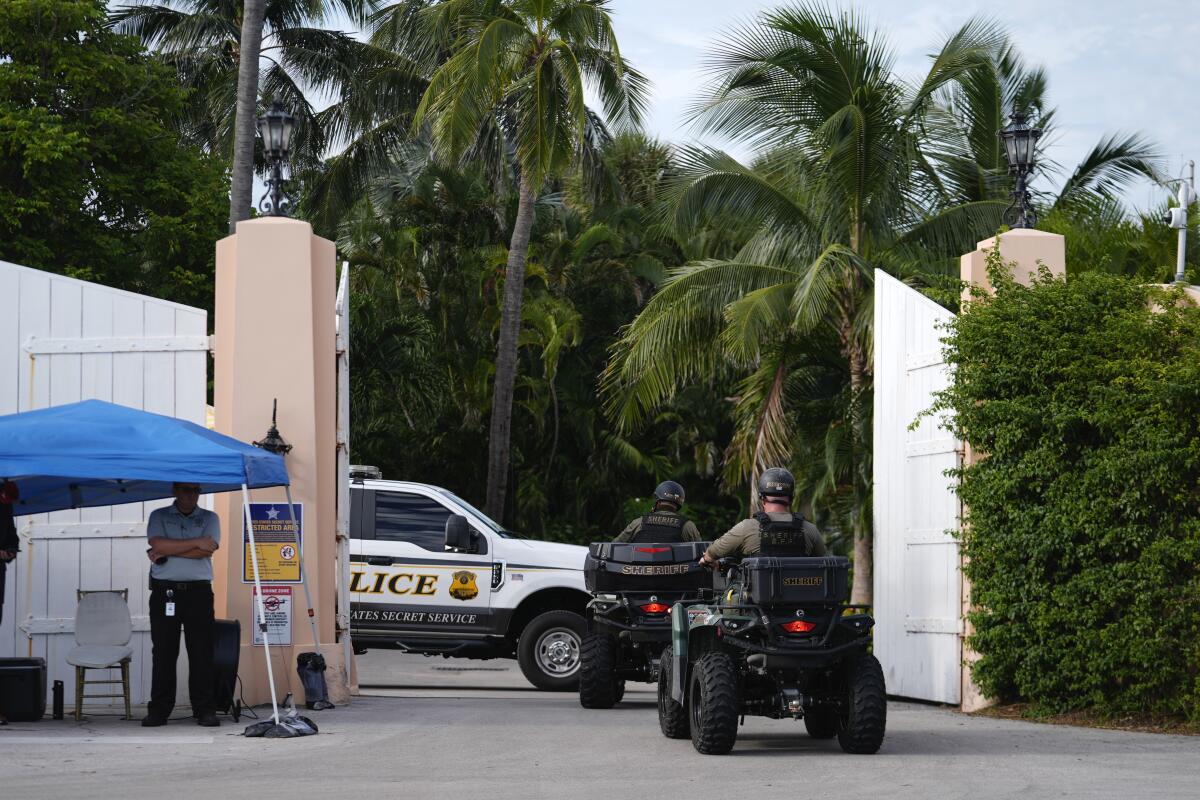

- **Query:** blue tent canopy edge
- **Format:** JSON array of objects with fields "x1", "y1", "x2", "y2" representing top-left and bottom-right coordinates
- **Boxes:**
[{"x1": 0, "y1": 399, "x2": 290, "y2": 516}]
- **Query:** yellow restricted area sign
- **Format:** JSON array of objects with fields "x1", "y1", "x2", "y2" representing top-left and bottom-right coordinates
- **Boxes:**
[{"x1": 242, "y1": 502, "x2": 302, "y2": 583}]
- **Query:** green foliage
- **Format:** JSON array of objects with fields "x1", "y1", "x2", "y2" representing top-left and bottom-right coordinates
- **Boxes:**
[
  {"x1": 411, "y1": 0, "x2": 647, "y2": 188},
  {"x1": 112, "y1": 0, "x2": 378, "y2": 169},
  {"x1": 0, "y1": 0, "x2": 227, "y2": 312},
  {"x1": 331, "y1": 138, "x2": 739, "y2": 542},
  {"x1": 1040, "y1": 197, "x2": 1200, "y2": 283},
  {"x1": 930, "y1": 249, "x2": 1200, "y2": 718}
]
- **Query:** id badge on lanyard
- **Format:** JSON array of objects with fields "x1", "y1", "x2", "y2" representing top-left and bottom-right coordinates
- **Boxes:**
[{"x1": 165, "y1": 589, "x2": 176, "y2": 617}]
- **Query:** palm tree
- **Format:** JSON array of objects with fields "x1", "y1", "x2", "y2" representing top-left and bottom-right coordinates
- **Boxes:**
[
  {"x1": 604, "y1": 5, "x2": 1014, "y2": 604},
  {"x1": 111, "y1": 0, "x2": 377, "y2": 228},
  {"x1": 408, "y1": 0, "x2": 647, "y2": 521},
  {"x1": 927, "y1": 35, "x2": 1160, "y2": 213},
  {"x1": 230, "y1": 0, "x2": 266, "y2": 231}
]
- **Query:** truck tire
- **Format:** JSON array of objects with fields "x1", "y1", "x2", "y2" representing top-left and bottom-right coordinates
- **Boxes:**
[
  {"x1": 688, "y1": 651, "x2": 739, "y2": 754},
  {"x1": 804, "y1": 708, "x2": 839, "y2": 739},
  {"x1": 613, "y1": 678, "x2": 625, "y2": 703},
  {"x1": 837, "y1": 654, "x2": 887, "y2": 754},
  {"x1": 579, "y1": 633, "x2": 618, "y2": 708},
  {"x1": 657, "y1": 646, "x2": 689, "y2": 739},
  {"x1": 517, "y1": 610, "x2": 585, "y2": 691}
]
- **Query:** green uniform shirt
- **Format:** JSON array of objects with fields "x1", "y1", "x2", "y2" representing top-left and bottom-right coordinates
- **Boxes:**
[
  {"x1": 614, "y1": 515, "x2": 703, "y2": 543},
  {"x1": 705, "y1": 512, "x2": 825, "y2": 559}
]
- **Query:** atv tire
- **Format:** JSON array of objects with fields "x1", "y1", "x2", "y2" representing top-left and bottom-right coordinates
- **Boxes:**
[
  {"x1": 804, "y1": 708, "x2": 839, "y2": 739},
  {"x1": 579, "y1": 633, "x2": 619, "y2": 708},
  {"x1": 837, "y1": 654, "x2": 887, "y2": 754},
  {"x1": 657, "y1": 646, "x2": 689, "y2": 739},
  {"x1": 688, "y1": 651, "x2": 739, "y2": 754}
]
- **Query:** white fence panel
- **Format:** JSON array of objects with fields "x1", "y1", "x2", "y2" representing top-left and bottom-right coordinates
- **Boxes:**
[
  {"x1": 0, "y1": 260, "x2": 208, "y2": 710},
  {"x1": 873, "y1": 270, "x2": 962, "y2": 704}
]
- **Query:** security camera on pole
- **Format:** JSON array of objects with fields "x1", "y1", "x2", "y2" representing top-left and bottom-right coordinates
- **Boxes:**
[{"x1": 1164, "y1": 160, "x2": 1195, "y2": 285}]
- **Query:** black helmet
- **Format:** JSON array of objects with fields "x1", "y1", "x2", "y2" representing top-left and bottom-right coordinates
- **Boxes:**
[
  {"x1": 757, "y1": 468, "x2": 795, "y2": 501},
  {"x1": 653, "y1": 480, "x2": 685, "y2": 508}
]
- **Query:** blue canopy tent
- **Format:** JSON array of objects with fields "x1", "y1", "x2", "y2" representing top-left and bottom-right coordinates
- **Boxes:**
[
  {"x1": 0, "y1": 399, "x2": 297, "y2": 725},
  {"x1": 0, "y1": 400, "x2": 288, "y2": 515}
]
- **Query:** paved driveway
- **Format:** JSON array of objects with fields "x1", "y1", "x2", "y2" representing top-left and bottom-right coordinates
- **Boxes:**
[{"x1": 3, "y1": 651, "x2": 1196, "y2": 800}]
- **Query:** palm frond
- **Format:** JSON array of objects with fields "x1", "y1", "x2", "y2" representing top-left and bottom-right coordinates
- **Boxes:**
[{"x1": 1053, "y1": 132, "x2": 1162, "y2": 209}]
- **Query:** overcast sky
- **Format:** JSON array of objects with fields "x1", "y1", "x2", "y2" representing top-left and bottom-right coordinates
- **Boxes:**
[
  {"x1": 606, "y1": 0, "x2": 1198, "y2": 210},
  {"x1": 118, "y1": 0, "x2": 1194, "y2": 211}
]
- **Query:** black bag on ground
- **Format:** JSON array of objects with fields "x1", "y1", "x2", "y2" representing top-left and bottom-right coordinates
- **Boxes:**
[
  {"x1": 296, "y1": 652, "x2": 335, "y2": 710},
  {"x1": 243, "y1": 712, "x2": 319, "y2": 738}
]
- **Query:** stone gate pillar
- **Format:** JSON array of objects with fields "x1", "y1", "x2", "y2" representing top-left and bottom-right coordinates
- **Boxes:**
[{"x1": 210, "y1": 217, "x2": 350, "y2": 705}]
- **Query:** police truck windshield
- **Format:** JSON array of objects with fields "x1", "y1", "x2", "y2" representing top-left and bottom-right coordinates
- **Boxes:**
[{"x1": 439, "y1": 490, "x2": 518, "y2": 538}]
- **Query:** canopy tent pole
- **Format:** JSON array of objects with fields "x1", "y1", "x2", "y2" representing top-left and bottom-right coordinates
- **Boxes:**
[
  {"x1": 242, "y1": 483, "x2": 280, "y2": 725},
  {"x1": 283, "y1": 485, "x2": 321, "y2": 650}
]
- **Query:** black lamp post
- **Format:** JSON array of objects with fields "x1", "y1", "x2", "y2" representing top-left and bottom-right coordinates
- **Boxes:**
[
  {"x1": 257, "y1": 101, "x2": 296, "y2": 217},
  {"x1": 999, "y1": 109, "x2": 1042, "y2": 229}
]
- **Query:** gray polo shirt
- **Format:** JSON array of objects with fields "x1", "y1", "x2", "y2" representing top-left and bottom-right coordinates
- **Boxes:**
[{"x1": 146, "y1": 503, "x2": 220, "y2": 582}]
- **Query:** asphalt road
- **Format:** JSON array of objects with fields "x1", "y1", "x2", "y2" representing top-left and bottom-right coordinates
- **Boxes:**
[{"x1": 2, "y1": 651, "x2": 1197, "y2": 800}]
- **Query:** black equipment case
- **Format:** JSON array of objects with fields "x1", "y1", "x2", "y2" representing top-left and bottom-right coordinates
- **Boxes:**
[
  {"x1": 212, "y1": 619, "x2": 241, "y2": 717},
  {"x1": 584, "y1": 542, "x2": 712, "y2": 593},
  {"x1": 739, "y1": 556, "x2": 850, "y2": 606},
  {"x1": 0, "y1": 657, "x2": 47, "y2": 721}
]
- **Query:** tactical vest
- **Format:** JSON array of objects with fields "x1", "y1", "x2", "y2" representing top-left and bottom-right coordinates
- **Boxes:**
[
  {"x1": 753, "y1": 511, "x2": 813, "y2": 556},
  {"x1": 631, "y1": 512, "x2": 688, "y2": 543}
]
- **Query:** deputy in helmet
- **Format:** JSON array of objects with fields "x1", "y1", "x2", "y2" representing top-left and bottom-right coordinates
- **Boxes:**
[
  {"x1": 614, "y1": 480, "x2": 703, "y2": 543},
  {"x1": 698, "y1": 468, "x2": 825, "y2": 567}
]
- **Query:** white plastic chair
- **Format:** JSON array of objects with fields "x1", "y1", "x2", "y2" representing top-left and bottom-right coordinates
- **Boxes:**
[{"x1": 66, "y1": 590, "x2": 134, "y2": 720}]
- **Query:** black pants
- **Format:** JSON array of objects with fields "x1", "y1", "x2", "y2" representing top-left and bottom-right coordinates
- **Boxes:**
[{"x1": 148, "y1": 580, "x2": 215, "y2": 718}]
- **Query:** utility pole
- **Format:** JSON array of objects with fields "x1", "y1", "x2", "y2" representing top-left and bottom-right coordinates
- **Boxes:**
[{"x1": 1166, "y1": 160, "x2": 1195, "y2": 285}]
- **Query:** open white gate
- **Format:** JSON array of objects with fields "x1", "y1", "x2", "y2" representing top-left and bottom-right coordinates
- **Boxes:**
[
  {"x1": 0, "y1": 260, "x2": 208, "y2": 708},
  {"x1": 872, "y1": 269, "x2": 962, "y2": 704}
]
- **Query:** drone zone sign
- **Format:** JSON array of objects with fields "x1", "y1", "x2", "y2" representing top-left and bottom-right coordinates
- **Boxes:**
[{"x1": 252, "y1": 585, "x2": 293, "y2": 646}]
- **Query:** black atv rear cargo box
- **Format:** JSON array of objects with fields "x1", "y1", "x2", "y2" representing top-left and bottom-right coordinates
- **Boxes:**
[
  {"x1": 585, "y1": 542, "x2": 712, "y2": 593},
  {"x1": 738, "y1": 556, "x2": 850, "y2": 606}
]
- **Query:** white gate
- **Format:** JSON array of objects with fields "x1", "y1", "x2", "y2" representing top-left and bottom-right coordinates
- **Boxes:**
[
  {"x1": 872, "y1": 269, "x2": 962, "y2": 704},
  {"x1": 0, "y1": 260, "x2": 208, "y2": 708}
]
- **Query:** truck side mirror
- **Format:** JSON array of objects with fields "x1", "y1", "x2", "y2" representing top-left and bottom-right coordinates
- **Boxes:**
[{"x1": 445, "y1": 514, "x2": 472, "y2": 552}]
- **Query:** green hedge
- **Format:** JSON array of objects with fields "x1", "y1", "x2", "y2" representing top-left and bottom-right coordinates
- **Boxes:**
[{"x1": 931, "y1": 252, "x2": 1200, "y2": 719}]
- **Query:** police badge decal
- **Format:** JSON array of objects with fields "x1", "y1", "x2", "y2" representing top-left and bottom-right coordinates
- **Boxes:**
[{"x1": 450, "y1": 570, "x2": 479, "y2": 601}]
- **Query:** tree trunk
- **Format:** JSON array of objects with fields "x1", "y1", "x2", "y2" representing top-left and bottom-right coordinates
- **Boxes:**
[
  {"x1": 547, "y1": 378, "x2": 560, "y2": 476},
  {"x1": 847, "y1": 342, "x2": 872, "y2": 606},
  {"x1": 485, "y1": 176, "x2": 537, "y2": 521},
  {"x1": 228, "y1": 0, "x2": 266, "y2": 233}
]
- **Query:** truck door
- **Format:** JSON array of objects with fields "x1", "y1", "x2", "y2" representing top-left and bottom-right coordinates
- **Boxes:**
[{"x1": 350, "y1": 488, "x2": 494, "y2": 638}]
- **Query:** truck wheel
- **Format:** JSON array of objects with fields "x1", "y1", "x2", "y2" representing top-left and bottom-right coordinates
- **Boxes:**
[
  {"x1": 657, "y1": 646, "x2": 689, "y2": 739},
  {"x1": 688, "y1": 651, "x2": 739, "y2": 754},
  {"x1": 517, "y1": 610, "x2": 585, "y2": 691},
  {"x1": 579, "y1": 633, "x2": 618, "y2": 708},
  {"x1": 613, "y1": 678, "x2": 626, "y2": 704},
  {"x1": 837, "y1": 654, "x2": 887, "y2": 754},
  {"x1": 804, "y1": 708, "x2": 839, "y2": 739}
]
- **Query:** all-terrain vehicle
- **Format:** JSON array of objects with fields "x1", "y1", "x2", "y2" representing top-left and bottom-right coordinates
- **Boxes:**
[
  {"x1": 660, "y1": 547, "x2": 885, "y2": 754},
  {"x1": 578, "y1": 541, "x2": 714, "y2": 708}
]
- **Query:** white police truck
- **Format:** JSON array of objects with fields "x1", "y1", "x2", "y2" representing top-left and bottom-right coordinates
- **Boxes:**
[{"x1": 349, "y1": 467, "x2": 590, "y2": 690}]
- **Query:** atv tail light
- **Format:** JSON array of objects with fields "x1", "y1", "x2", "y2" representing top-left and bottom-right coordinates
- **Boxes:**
[
  {"x1": 780, "y1": 620, "x2": 817, "y2": 634},
  {"x1": 640, "y1": 602, "x2": 671, "y2": 614},
  {"x1": 635, "y1": 547, "x2": 670, "y2": 553}
]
